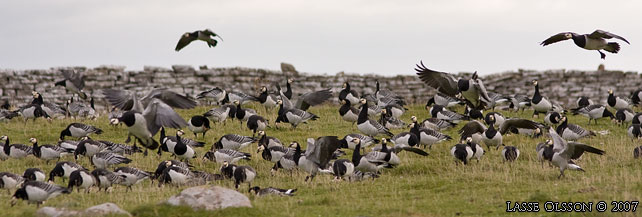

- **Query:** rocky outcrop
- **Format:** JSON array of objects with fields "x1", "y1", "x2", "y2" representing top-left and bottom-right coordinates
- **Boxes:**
[{"x1": 166, "y1": 185, "x2": 252, "y2": 210}]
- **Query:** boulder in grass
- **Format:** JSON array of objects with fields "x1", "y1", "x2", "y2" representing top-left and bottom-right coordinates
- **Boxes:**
[{"x1": 166, "y1": 185, "x2": 252, "y2": 210}]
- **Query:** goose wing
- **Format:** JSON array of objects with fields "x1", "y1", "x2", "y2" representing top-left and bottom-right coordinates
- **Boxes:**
[
  {"x1": 296, "y1": 89, "x2": 333, "y2": 110},
  {"x1": 588, "y1": 30, "x2": 629, "y2": 44},
  {"x1": 540, "y1": 32, "x2": 576, "y2": 46},
  {"x1": 175, "y1": 32, "x2": 196, "y2": 51},
  {"x1": 142, "y1": 89, "x2": 197, "y2": 109},
  {"x1": 567, "y1": 142, "x2": 605, "y2": 159},
  {"x1": 143, "y1": 99, "x2": 187, "y2": 136},
  {"x1": 415, "y1": 61, "x2": 459, "y2": 97}
]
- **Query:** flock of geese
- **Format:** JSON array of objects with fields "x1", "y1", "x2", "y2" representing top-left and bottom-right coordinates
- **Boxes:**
[{"x1": 0, "y1": 29, "x2": 637, "y2": 208}]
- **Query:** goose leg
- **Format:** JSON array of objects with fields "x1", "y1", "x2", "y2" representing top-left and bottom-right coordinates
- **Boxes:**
[{"x1": 598, "y1": 51, "x2": 606, "y2": 59}]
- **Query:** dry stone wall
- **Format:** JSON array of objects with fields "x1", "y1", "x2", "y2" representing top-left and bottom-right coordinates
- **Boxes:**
[{"x1": 0, "y1": 65, "x2": 639, "y2": 111}]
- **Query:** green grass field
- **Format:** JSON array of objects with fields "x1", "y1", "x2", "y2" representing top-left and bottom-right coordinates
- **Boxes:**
[{"x1": 1, "y1": 104, "x2": 640, "y2": 217}]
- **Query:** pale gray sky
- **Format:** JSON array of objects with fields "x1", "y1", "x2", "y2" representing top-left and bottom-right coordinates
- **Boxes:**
[{"x1": 1, "y1": 0, "x2": 640, "y2": 75}]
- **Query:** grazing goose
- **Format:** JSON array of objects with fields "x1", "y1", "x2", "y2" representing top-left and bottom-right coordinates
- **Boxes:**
[
  {"x1": 257, "y1": 131, "x2": 282, "y2": 148},
  {"x1": 450, "y1": 142, "x2": 473, "y2": 165},
  {"x1": 426, "y1": 93, "x2": 462, "y2": 108},
  {"x1": 357, "y1": 99, "x2": 393, "y2": 137},
  {"x1": 556, "y1": 116, "x2": 595, "y2": 141},
  {"x1": 297, "y1": 137, "x2": 341, "y2": 182},
  {"x1": 575, "y1": 96, "x2": 594, "y2": 109},
  {"x1": 203, "y1": 105, "x2": 233, "y2": 124},
  {"x1": 11, "y1": 181, "x2": 70, "y2": 207},
  {"x1": 23, "y1": 168, "x2": 46, "y2": 182},
  {"x1": 31, "y1": 92, "x2": 66, "y2": 119},
  {"x1": 249, "y1": 186, "x2": 297, "y2": 196},
  {"x1": 171, "y1": 130, "x2": 196, "y2": 162},
  {"x1": 415, "y1": 61, "x2": 491, "y2": 109},
  {"x1": 57, "y1": 140, "x2": 79, "y2": 152},
  {"x1": 48, "y1": 161, "x2": 85, "y2": 182},
  {"x1": 339, "y1": 100, "x2": 359, "y2": 125},
  {"x1": 220, "y1": 161, "x2": 237, "y2": 179},
  {"x1": 247, "y1": 115, "x2": 268, "y2": 136},
  {"x1": 276, "y1": 100, "x2": 319, "y2": 129},
  {"x1": 114, "y1": 167, "x2": 150, "y2": 192},
  {"x1": 187, "y1": 115, "x2": 210, "y2": 138},
  {"x1": 331, "y1": 159, "x2": 355, "y2": 181},
  {"x1": 544, "y1": 112, "x2": 562, "y2": 126},
  {"x1": 536, "y1": 140, "x2": 554, "y2": 168},
  {"x1": 458, "y1": 120, "x2": 487, "y2": 144},
  {"x1": 152, "y1": 160, "x2": 191, "y2": 181},
  {"x1": 91, "y1": 152, "x2": 132, "y2": 169},
  {"x1": 233, "y1": 165, "x2": 256, "y2": 189},
  {"x1": 497, "y1": 118, "x2": 546, "y2": 137},
  {"x1": 428, "y1": 105, "x2": 468, "y2": 123},
  {"x1": 257, "y1": 86, "x2": 279, "y2": 110},
  {"x1": 548, "y1": 128, "x2": 605, "y2": 178},
  {"x1": 74, "y1": 138, "x2": 108, "y2": 160},
  {"x1": 91, "y1": 168, "x2": 124, "y2": 192},
  {"x1": 466, "y1": 107, "x2": 484, "y2": 120},
  {"x1": 60, "y1": 123, "x2": 103, "y2": 140},
  {"x1": 634, "y1": 146, "x2": 642, "y2": 158},
  {"x1": 502, "y1": 146, "x2": 520, "y2": 162},
  {"x1": 390, "y1": 129, "x2": 420, "y2": 149},
  {"x1": 339, "y1": 82, "x2": 360, "y2": 105},
  {"x1": 196, "y1": 87, "x2": 226, "y2": 105},
  {"x1": 0, "y1": 109, "x2": 19, "y2": 122},
  {"x1": 1, "y1": 172, "x2": 25, "y2": 193},
  {"x1": 158, "y1": 127, "x2": 205, "y2": 156},
  {"x1": 626, "y1": 122, "x2": 641, "y2": 140},
  {"x1": 631, "y1": 90, "x2": 642, "y2": 107},
  {"x1": 466, "y1": 137, "x2": 484, "y2": 162},
  {"x1": 349, "y1": 171, "x2": 380, "y2": 181},
  {"x1": 378, "y1": 109, "x2": 406, "y2": 129},
  {"x1": 571, "y1": 104, "x2": 614, "y2": 125},
  {"x1": 340, "y1": 134, "x2": 379, "y2": 150},
  {"x1": 203, "y1": 149, "x2": 251, "y2": 164},
  {"x1": 158, "y1": 165, "x2": 192, "y2": 186},
  {"x1": 540, "y1": 30, "x2": 629, "y2": 59},
  {"x1": 615, "y1": 108, "x2": 635, "y2": 125},
  {"x1": 67, "y1": 169, "x2": 96, "y2": 193},
  {"x1": 175, "y1": 29, "x2": 222, "y2": 51},
  {"x1": 258, "y1": 144, "x2": 291, "y2": 164},
  {"x1": 351, "y1": 138, "x2": 389, "y2": 173},
  {"x1": 213, "y1": 134, "x2": 256, "y2": 151},
  {"x1": 531, "y1": 80, "x2": 552, "y2": 118},
  {"x1": 410, "y1": 119, "x2": 452, "y2": 149},
  {"x1": 2, "y1": 136, "x2": 33, "y2": 159},
  {"x1": 607, "y1": 89, "x2": 631, "y2": 110},
  {"x1": 509, "y1": 94, "x2": 531, "y2": 112},
  {"x1": 54, "y1": 69, "x2": 87, "y2": 99},
  {"x1": 30, "y1": 138, "x2": 70, "y2": 162},
  {"x1": 418, "y1": 117, "x2": 456, "y2": 130}
]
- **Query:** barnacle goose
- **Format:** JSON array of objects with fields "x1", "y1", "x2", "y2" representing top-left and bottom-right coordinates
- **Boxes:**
[
  {"x1": 450, "y1": 142, "x2": 473, "y2": 165},
  {"x1": 357, "y1": 99, "x2": 393, "y2": 137},
  {"x1": 2, "y1": 136, "x2": 33, "y2": 159},
  {"x1": 258, "y1": 143, "x2": 291, "y2": 164},
  {"x1": 548, "y1": 128, "x2": 605, "y2": 178},
  {"x1": 544, "y1": 112, "x2": 562, "y2": 126},
  {"x1": 222, "y1": 91, "x2": 259, "y2": 105},
  {"x1": 615, "y1": 108, "x2": 635, "y2": 125},
  {"x1": 114, "y1": 167, "x2": 150, "y2": 192},
  {"x1": 339, "y1": 82, "x2": 360, "y2": 105},
  {"x1": 152, "y1": 160, "x2": 191, "y2": 181},
  {"x1": 57, "y1": 140, "x2": 79, "y2": 152},
  {"x1": 296, "y1": 137, "x2": 341, "y2": 182},
  {"x1": 374, "y1": 80, "x2": 401, "y2": 101},
  {"x1": 11, "y1": 181, "x2": 70, "y2": 207},
  {"x1": 258, "y1": 86, "x2": 279, "y2": 110},
  {"x1": 378, "y1": 109, "x2": 406, "y2": 129},
  {"x1": 196, "y1": 87, "x2": 226, "y2": 105},
  {"x1": 278, "y1": 86, "x2": 332, "y2": 111},
  {"x1": 631, "y1": 90, "x2": 642, "y2": 107},
  {"x1": 276, "y1": 100, "x2": 318, "y2": 129},
  {"x1": 390, "y1": 129, "x2": 419, "y2": 149},
  {"x1": 249, "y1": 186, "x2": 297, "y2": 196},
  {"x1": 158, "y1": 127, "x2": 204, "y2": 156},
  {"x1": 418, "y1": 117, "x2": 456, "y2": 130},
  {"x1": 415, "y1": 61, "x2": 491, "y2": 109},
  {"x1": 74, "y1": 138, "x2": 108, "y2": 160},
  {"x1": 30, "y1": 138, "x2": 71, "y2": 162},
  {"x1": 349, "y1": 171, "x2": 380, "y2": 181},
  {"x1": 247, "y1": 115, "x2": 268, "y2": 136},
  {"x1": 273, "y1": 143, "x2": 299, "y2": 175},
  {"x1": 426, "y1": 93, "x2": 462, "y2": 108},
  {"x1": 635, "y1": 146, "x2": 642, "y2": 158},
  {"x1": 91, "y1": 168, "x2": 124, "y2": 192},
  {"x1": 484, "y1": 112, "x2": 505, "y2": 128},
  {"x1": 68, "y1": 169, "x2": 96, "y2": 193},
  {"x1": 158, "y1": 164, "x2": 192, "y2": 186},
  {"x1": 481, "y1": 115, "x2": 503, "y2": 150},
  {"x1": 277, "y1": 78, "x2": 294, "y2": 100},
  {"x1": 187, "y1": 115, "x2": 210, "y2": 138},
  {"x1": 91, "y1": 152, "x2": 132, "y2": 169},
  {"x1": 466, "y1": 107, "x2": 484, "y2": 120},
  {"x1": 48, "y1": 161, "x2": 85, "y2": 182},
  {"x1": 509, "y1": 94, "x2": 531, "y2": 112},
  {"x1": 203, "y1": 105, "x2": 234, "y2": 124},
  {"x1": 466, "y1": 137, "x2": 484, "y2": 162},
  {"x1": 331, "y1": 159, "x2": 354, "y2": 181},
  {"x1": 410, "y1": 119, "x2": 452, "y2": 149},
  {"x1": 213, "y1": 134, "x2": 256, "y2": 151},
  {"x1": 340, "y1": 134, "x2": 378, "y2": 150},
  {"x1": 607, "y1": 89, "x2": 631, "y2": 110},
  {"x1": 18, "y1": 93, "x2": 50, "y2": 122},
  {"x1": 168, "y1": 130, "x2": 195, "y2": 162},
  {"x1": 175, "y1": 29, "x2": 222, "y2": 51},
  {"x1": 540, "y1": 30, "x2": 629, "y2": 59},
  {"x1": 54, "y1": 69, "x2": 87, "y2": 99},
  {"x1": 257, "y1": 131, "x2": 283, "y2": 149},
  {"x1": 60, "y1": 123, "x2": 103, "y2": 140},
  {"x1": 536, "y1": 140, "x2": 554, "y2": 168},
  {"x1": 66, "y1": 97, "x2": 97, "y2": 119},
  {"x1": 233, "y1": 100, "x2": 257, "y2": 124},
  {"x1": 203, "y1": 149, "x2": 251, "y2": 164},
  {"x1": 31, "y1": 92, "x2": 66, "y2": 119},
  {"x1": 1, "y1": 172, "x2": 24, "y2": 193},
  {"x1": 501, "y1": 146, "x2": 520, "y2": 162},
  {"x1": 0, "y1": 109, "x2": 19, "y2": 122},
  {"x1": 575, "y1": 96, "x2": 594, "y2": 109},
  {"x1": 351, "y1": 138, "x2": 389, "y2": 173},
  {"x1": 23, "y1": 168, "x2": 46, "y2": 182},
  {"x1": 571, "y1": 104, "x2": 614, "y2": 125},
  {"x1": 627, "y1": 117, "x2": 642, "y2": 140},
  {"x1": 339, "y1": 99, "x2": 359, "y2": 125},
  {"x1": 428, "y1": 105, "x2": 468, "y2": 123},
  {"x1": 100, "y1": 140, "x2": 142, "y2": 155},
  {"x1": 531, "y1": 80, "x2": 552, "y2": 118},
  {"x1": 233, "y1": 165, "x2": 256, "y2": 189},
  {"x1": 458, "y1": 120, "x2": 487, "y2": 144},
  {"x1": 487, "y1": 92, "x2": 511, "y2": 110}
]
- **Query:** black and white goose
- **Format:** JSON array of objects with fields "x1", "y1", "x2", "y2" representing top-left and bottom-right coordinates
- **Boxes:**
[
  {"x1": 466, "y1": 137, "x2": 484, "y2": 162},
  {"x1": 544, "y1": 112, "x2": 562, "y2": 126},
  {"x1": 91, "y1": 152, "x2": 132, "y2": 169},
  {"x1": 389, "y1": 128, "x2": 419, "y2": 149},
  {"x1": 487, "y1": 91, "x2": 511, "y2": 110},
  {"x1": 249, "y1": 186, "x2": 297, "y2": 196},
  {"x1": 19, "y1": 93, "x2": 50, "y2": 122},
  {"x1": 2, "y1": 136, "x2": 33, "y2": 159},
  {"x1": 458, "y1": 120, "x2": 487, "y2": 144},
  {"x1": 74, "y1": 138, "x2": 108, "y2": 160},
  {"x1": 575, "y1": 96, "x2": 594, "y2": 109},
  {"x1": 158, "y1": 164, "x2": 192, "y2": 186},
  {"x1": 415, "y1": 61, "x2": 491, "y2": 109},
  {"x1": 60, "y1": 123, "x2": 103, "y2": 140},
  {"x1": 339, "y1": 99, "x2": 359, "y2": 125},
  {"x1": 57, "y1": 140, "x2": 79, "y2": 152},
  {"x1": 54, "y1": 69, "x2": 87, "y2": 99},
  {"x1": 187, "y1": 115, "x2": 210, "y2": 138},
  {"x1": 158, "y1": 127, "x2": 205, "y2": 156},
  {"x1": 481, "y1": 115, "x2": 502, "y2": 150},
  {"x1": 66, "y1": 97, "x2": 97, "y2": 119},
  {"x1": 114, "y1": 167, "x2": 150, "y2": 192},
  {"x1": 497, "y1": 118, "x2": 546, "y2": 137},
  {"x1": 48, "y1": 161, "x2": 85, "y2": 182},
  {"x1": 171, "y1": 130, "x2": 196, "y2": 162},
  {"x1": 426, "y1": 93, "x2": 462, "y2": 108},
  {"x1": 1, "y1": 172, "x2": 24, "y2": 193},
  {"x1": 484, "y1": 112, "x2": 505, "y2": 128},
  {"x1": 277, "y1": 78, "x2": 294, "y2": 100},
  {"x1": 152, "y1": 160, "x2": 191, "y2": 181},
  {"x1": 627, "y1": 116, "x2": 642, "y2": 140},
  {"x1": 450, "y1": 142, "x2": 473, "y2": 165},
  {"x1": 631, "y1": 89, "x2": 642, "y2": 107},
  {"x1": 428, "y1": 105, "x2": 468, "y2": 123},
  {"x1": 222, "y1": 91, "x2": 259, "y2": 105},
  {"x1": 548, "y1": 128, "x2": 605, "y2": 178},
  {"x1": 340, "y1": 134, "x2": 379, "y2": 150},
  {"x1": 203, "y1": 149, "x2": 251, "y2": 164},
  {"x1": 607, "y1": 89, "x2": 631, "y2": 110},
  {"x1": 11, "y1": 181, "x2": 70, "y2": 207},
  {"x1": 509, "y1": 94, "x2": 531, "y2": 112},
  {"x1": 276, "y1": 100, "x2": 319, "y2": 129},
  {"x1": 257, "y1": 86, "x2": 279, "y2": 110},
  {"x1": 357, "y1": 99, "x2": 393, "y2": 137},
  {"x1": 384, "y1": 103, "x2": 405, "y2": 119},
  {"x1": 501, "y1": 146, "x2": 520, "y2": 162},
  {"x1": 203, "y1": 105, "x2": 233, "y2": 124},
  {"x1": 339, "y1": 82, "x2": 360, "y2": 105},
  {"x1": 257, "y1": 131, "x2": 282, "y2": 148},
  {"x1": 615, "y1": 108, "x2": 635, "y2": 125},
  {"x1": 410, "y1": 119, "x2": 452, "y2": 149},
  {"x1": 571, "y1": 104, "x2": 614, "y2": 125},
  {"x1": 100, "y1": 140, "x2": 142, "y2": 155},
  {"x1": 30, "y1": 138, "x2": 70, "y2": 162},
  {"x1": 233, "y1": 165, "x2": 256, "y2": 189},
  {"x1": 531, "y1": 80, "x2": 552, "y2": 118},
  {"x1": 541, "y1": 30, "x2": 630, "y2": 59},
  {"x1": 196, "y1": 87, "x2": 226, "y2": 105},
  {"x1": 91, "y1": 168, "x2": 124, "y2": 192},
  {"x1": 634, "y1": 146, "x2": 642, "y2": 158},
  {"x1": 31, "y1": 91, "x2": 66, "y2": 118},
  {"x1": 331, "y1": 159, "x2": 354, "y2": 181},
  {"x1": 233, "y1": 100, "x2": 257, "y2": 125},
  {"x1": 378, "y1": 109, "x2": 405, "y2": 129},
  {"x1": 258, "y1": 143, "x2": 291, "y2": 165},
  {"x1": 67, "y1": 169, "x2": 96, "y2": 193},
  {"x1": 536, "y1": 140, "x2": 554, "y2": 168},
  {"x1": 419, "y1": 117, "x2": 456, "y2": 130},
  {"x1": 297, "y1": 136, "x2": 341, "y2": 182},
  {"x1": 247, "y1": 115, "x2": 268, "y2": 136},
  {"x1": 272, "y1": 143, "x2": 299, "y2": 175},
  {"x1": 0, "y1": 109, "x2": 19, "y2": 122},
  {"x1": 213, "y1": 134, "x2": 256, "y2": 151},
  {"x1": 23, "y1": 168, "x2": 46, "y2": 182},
  {"x1": 175, "y1": 29, "x2": 222, "y2": 51},
  {"x1": 351, "y1": 138, "x2": 389, "y2": 174}
]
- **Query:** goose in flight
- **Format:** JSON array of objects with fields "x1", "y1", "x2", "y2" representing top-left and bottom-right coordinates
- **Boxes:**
[
  {"x1": 540, "y1": 30, "x2": 629, "y2": 59},
  {"x1": 175, "y1": 29, "x2": 223, "y2": 51},
  {"x1": 415, "y1": 61, "x2": 491, "y2": 109}
]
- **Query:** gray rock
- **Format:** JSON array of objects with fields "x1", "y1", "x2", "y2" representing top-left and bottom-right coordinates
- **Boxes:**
[
  {"x1": 36, "y1": 203, "x2": 130, "y2": 217},
  {"x1": 166, "y1": 185, "x2": 252, "y2": 210},
  {"x1": 36, "y1": 207, "x2": 81, "y2": 217}
]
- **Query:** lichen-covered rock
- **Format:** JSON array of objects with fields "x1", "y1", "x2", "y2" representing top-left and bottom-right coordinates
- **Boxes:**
[
  {"x1": 35, "y1": 203, "x2": 130, "y2": 217},
  {"x1": 166, "y1": 185, "x2": 252, "y2": 210}
]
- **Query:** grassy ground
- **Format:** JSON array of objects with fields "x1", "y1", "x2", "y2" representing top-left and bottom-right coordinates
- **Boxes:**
[{"x1": 0, "y1": 103, "x2": 640, "y2": 217}]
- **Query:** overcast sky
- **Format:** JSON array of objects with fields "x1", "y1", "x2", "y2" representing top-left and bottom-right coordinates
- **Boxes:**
[{"x1": 1, "y1": 0, "x2": 640, "y2": 75}]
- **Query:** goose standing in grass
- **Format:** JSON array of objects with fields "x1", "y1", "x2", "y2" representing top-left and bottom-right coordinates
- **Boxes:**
[
  {"x1": 67, "y1": 169, "x2": 96, "y2": 193},
  {"x1": 340, "y1": 134, "x2": 379, "y2": 150},
  {"x1": 10, "y1": 181, "x2": 70, "y2": 208},
  {"x1": 222, "y1": 91, "x2": 259, "y2": 105},
  {"x1": 23, "y1": 168, "x2": 46, "y2": 182},
  {"x1": 18, "y1": 96, "x2": 49, "y2": 122},
  {"x1": 196, "y1": 87, "x2": 226, "y2": 105},
  {"x1": 378, "y1": 109, "x2": 406, "y2": 129},
  {"x1": 482, "y1": 115, "x2": 502, "y2": 150},
  {"x1": 277, "y1": 78, "x2": 294, "y2": 100},
  {"x1": 1, "y1": 172, "x2": 24, "y2": 193},
  {"x1": 91, "y1": 168, "x2": 123, "y2": 192},
  {"x1": 631, "y1": 90, "x2": 642, "y2": 107},
  {"x1": 465, "y1": 137, "x2": 484, "y2": 162},
  {"x1": 31, "y1": 91, "x2": 66, "y2": 119},
  {"x1": 203, "y1": 148, "x2": 251, "y2": 164},
  {"x1": 531, "y1": 80, "x2": 552, "y2": 118},
  {"x1": 351, "y1": 138, "x2": 389, "y2": 173},
  {"x1": 2, "y1": 136, "x2": 33, "y2": 159},
  {"x1": 48, "y1": 161, "x2": 85, "y2": 182},
  {"x1": 571, "y1": 104, "x2": 614, "y2": 125},
  {"x1": 389, "y1": 127, "x2": 420, "y2": 149},
  {"x1": 174, "y1": 29, "x2": 222, "y2": 51},
  {"x1": 626, "y1": 118, "x2": 641, "y2": 140},
  {"x1": 67, "y1": 97, "x2": 97, "y2": 119},
  {"x1": 249, "y1": 186, "x2": 297, "y2": 196},
  {"x1": 339, "y1": 82, "x2": 360, "y2": 105},
  {"x1": 502, "y1": 146, "x2": 520, "y2": 162},
  {"x1": 203, "y1": 105, "x2": 233, "y2": 124},
  {"x1": 607, "y1": 89, "x2": 630, "y2": 110},
  {"x1": 247, "y1": 115, "x2": 268, "y2": 136},
  {"x1": 257, "y1": 131, "x2": 283, "y2": 149},
  {"x1": 233, "y1": 166, "x2": 256, "y2": 189},
  {"x1": 158, "y1": 127, "x2": 205, "y2": 156},
  {"x1": 114, "y1": 167, "x2": 150, "y2": 192},
  {"x1": 615, "y1": 108, "x2": 634, "y2": 125},
  {"x1": 428, "y1": 105, "x2": 468, "y2": 123},
  {"x1": 187, "y1": 115, "x2": 210, "y2": 138},
  {"x1": 331, "y1": 159, "x2": 354, "y2": 181},
  {"x1": 544, "y1": 112, "x2": 562, "y2": 126},
  {"x1": 91, "y1": 152, "x2": 132, "y2": 169},
  {"x1": 458, "y1": 120, "x2": 487, "y2": 144},
  {"x1": 257, "y1": 86, "x2": 279, "y2": 111},
  {"x1": 158, "y1": 165, "x2": 192, "y2": 186},
  {"x1": 55, "y1": 69, "x2": 87, "y2": 99},
  {"x1": 297, "y1": 137, "x2": 341, "y2": 182},
  {"x1": 213, "y1": 134, "x2": 256, "y2": 151},
  {"x1": 276, "y1": 100, "x2": 319, "y2": 129},
  {"x1": 152, "y1": 160, "x2": 191, "y2": 181},
  {"x1": 548, "y1": 128, "x2": 605, "y2": 178},
  {"x1": 258, "y1": 144, "x2": 291, "y2": 166},
  {"x1": 410, "y1": 118, "x2": 452, "y2": 149},
  {"x1": 357, "y1": 99, "x2": 393, "y2": 137},
  {"x1": 426, "y1": 93, "x2": 462, "y2": 108},
  {"x1": 415, "y1": 61, "x2": 491, "y2": 109},
  {"x1": 339, "y1": 99, "x2": 359, "y2": 125},
  {"x1": 60, "y1": 123, "x2": 103, "y2": 140},
  {"x1": 487, "y1": 92, "x2": 511, "y2": 110},
  {"x1": 171, "y1": 130, "x2": 196, "y2": 162},
  {"x1": 451, "y1": 142, "x2": 473, "y2": 165},
  {"x1": 540, "y1": 30, "x2": 629, "y2": 59},
  {"x1": 74, "y1": 138, "x2": 108, "y2": 160},
  {"x1": 484, "y1": 112, "x2": 505, "y2": 128},
  {"x1": 30, "y1": 138, "x2": 70, "y2": 162},
  {"x1": 233, "y1": 100, "x2": 257, "y2": 125},
  {"x1": 536, "y1": 140, "x2": 554, "y2": 168}
]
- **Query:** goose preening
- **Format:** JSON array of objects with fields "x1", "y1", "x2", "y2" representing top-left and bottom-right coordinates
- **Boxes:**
[
  {"x1": 175, "y1": 29, "x2": 223, "y2": 51},
  {"x1": 540, "y1": 30, "x2": 630, "y2": 59},
  {"x1": 59, "y1": 123, "x2": 103, "y2": 140},
  {"x1": 10, "y1": 181, "x2": 70, "y2": 208},
  {"x1": 249, "y1": 186, "x2": 297, "y2": 196},
  {"x1": 531, "y1": 80, "x2": 552, "y2": 118},
  {"x1": 54, "y1": 69, "x2": 87, "y2": 99},
  {"x1": 571, "y1": 104, "x2": 614, "y2": 125},
  {"x1": 415, "y1": 61, "x2": 491, "y2": 109},
  {"x1": 548, "y1": 128, "x2": 605, "y2": 178}
]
